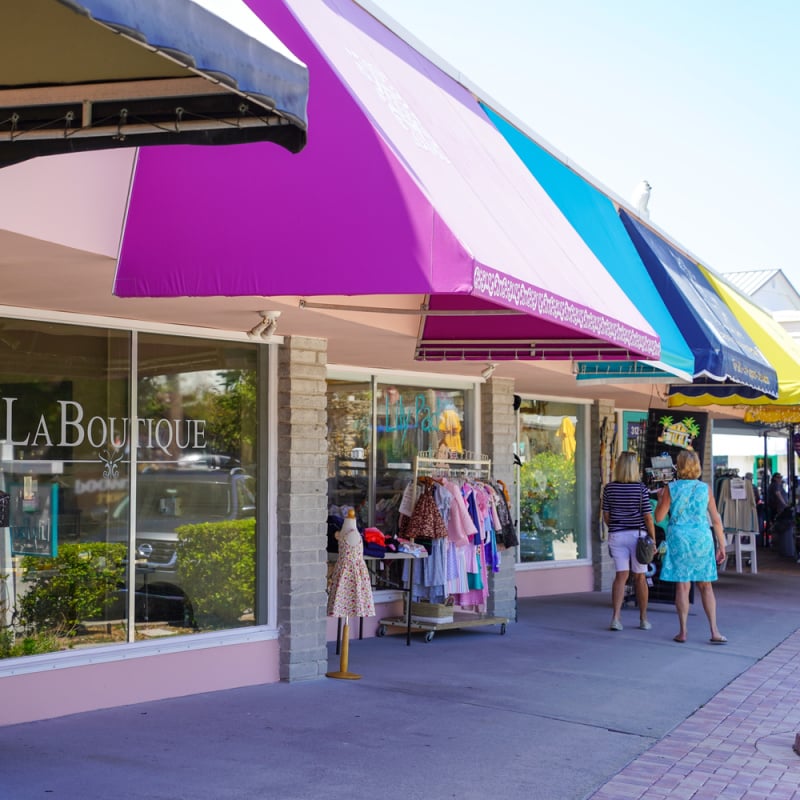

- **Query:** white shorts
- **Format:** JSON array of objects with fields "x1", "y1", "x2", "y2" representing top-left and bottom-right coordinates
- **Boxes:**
[{"x1": 608, "y1": 529, "x2": 648, "y2": 574}]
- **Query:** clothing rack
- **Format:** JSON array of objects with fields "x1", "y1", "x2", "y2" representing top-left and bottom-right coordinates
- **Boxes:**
[
  {"x1": 376, "y1": 448, "x2": 507, "y2": 643},
  {"x1": 413, "y1": 449, "x2": 492, "y2": 486}
]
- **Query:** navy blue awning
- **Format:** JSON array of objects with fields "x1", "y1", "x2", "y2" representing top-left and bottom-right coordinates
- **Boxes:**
[
  {"x1": 619, "y1": 210, "x2": 778, "y2": 398},
  {"x1": 0, "y1": 0, "x2": 309, "y2": 166}
]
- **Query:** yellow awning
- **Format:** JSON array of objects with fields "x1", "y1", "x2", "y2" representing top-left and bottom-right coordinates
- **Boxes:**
[
  {"x1": 743, "y1": 406, "x2": 800, "y2": 424},
  {"x1": 669, "y1": 265, "x2": 800, "y2": 407}
]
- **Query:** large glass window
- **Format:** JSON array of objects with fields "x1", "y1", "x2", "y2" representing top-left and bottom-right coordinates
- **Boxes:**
[
  {"x1": 134, "y1": 334, "x2": 258, "y2": 633},
  {"x1": 0, "y1": 321, "x2": 261, "y2": 661},
  {"x1": 327, "y1": 380, "x2": 372, "y2": 528},
  {"x1": 517, "y1": 399, "x2": 587, "y2": 564},
  {"x1": 375, "y1": 383, "x2": 467, "y2": 536},
  {"x1": 0, "y1": 320, "x2": 130, "y2": 656},
  {"x1": 326, "y1": 378, "x2": 471, "y2": 536}
]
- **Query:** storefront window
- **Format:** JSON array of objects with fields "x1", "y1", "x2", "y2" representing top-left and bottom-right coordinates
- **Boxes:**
[
  {"x1": 135, "y1": 334, "x2": 258, "y2": 634},
  {"x1": 0, "y1": 320, "x2": 131, "y2": 656},
  {"x1": 326, "y1": 378, "x2": 471, "y2": 536},
  {"x1": 327, "y1": 380, "x2": 372, "y2": 528},
  {"x1": 517, "y1": 399, "x2": 587, "y2": 564},
  {"x1": 0, "y1": 321, "x2": 261, "y2": 660},
  {"x1": 374, "y1": 383, "x2": 468, "y2": 536}
]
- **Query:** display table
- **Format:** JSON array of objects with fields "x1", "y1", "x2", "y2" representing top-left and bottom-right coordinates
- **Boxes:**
[{"x1": 370, "y1": 551, "x2": 427, "y2": 646}]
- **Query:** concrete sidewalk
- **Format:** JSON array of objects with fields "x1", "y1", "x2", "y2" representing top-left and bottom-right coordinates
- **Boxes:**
[{"x1": 1, "y1": 551, "x2": 799, "y2": 800}]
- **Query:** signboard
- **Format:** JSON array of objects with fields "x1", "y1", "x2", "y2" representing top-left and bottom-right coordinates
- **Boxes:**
[
  {"x1": 642, "y1": 410, "x2": 709, "y2": 489},
  {"x1": 10, "y1": 481, "x2": 59, "y2": 557},
  {"x1": 622, "y1": 411, "x2": 648, "y2": 454}
]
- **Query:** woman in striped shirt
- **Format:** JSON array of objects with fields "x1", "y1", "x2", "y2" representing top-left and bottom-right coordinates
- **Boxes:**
[{"x1": 602, "y1": 451, "x2": 656, "y2": 632}]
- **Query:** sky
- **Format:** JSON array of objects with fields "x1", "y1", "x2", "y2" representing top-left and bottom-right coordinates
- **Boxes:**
[{"x1": 369, "y1": 0, "x2": 800, "y2": 291}]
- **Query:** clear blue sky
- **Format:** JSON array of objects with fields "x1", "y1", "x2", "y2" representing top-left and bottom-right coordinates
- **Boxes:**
[{"x1": 370, "y1": 0, "x2": 800, "y2": 290}]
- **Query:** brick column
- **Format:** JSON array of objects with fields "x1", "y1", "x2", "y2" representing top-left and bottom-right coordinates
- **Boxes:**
[
  {"x1": 480, "y1": 377, "x2": 517, "y2": 622},
  {"x1": 591, "y1": 399, "x2": 617, "y2": 592},
  {"x1": 276, "y1": 336, "x2": 329, "y2": 681}
]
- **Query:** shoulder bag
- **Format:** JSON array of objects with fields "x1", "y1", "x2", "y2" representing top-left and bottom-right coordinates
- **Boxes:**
[{"x1": 636, "y1": 485, "x2": 656, "y2": 564}]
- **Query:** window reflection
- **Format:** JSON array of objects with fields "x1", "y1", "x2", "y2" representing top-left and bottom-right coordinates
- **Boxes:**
[
  {"x1": 326, "y1": 380, "x2": 470, "y2": 538},
  {"x1": 135, "y1": 335, "x2": 257, "y2": 634},
  {"x1": 517, "y1": 400, "x2": 585, "y2": 563},
  {"x1": 0, "y1": 323, "x2": 260, "y2": 660},
  {"x1": 0, "y1": 320, "x2": 130, "y2": 656}
]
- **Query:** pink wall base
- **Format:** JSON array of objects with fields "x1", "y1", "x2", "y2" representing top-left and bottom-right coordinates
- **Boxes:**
[
  {"x1": 1, "y1": 639, "x2": 280, "y2": 728},
  {"x1": 516, "y1": 565, "x2": 594, "y2": 598}
]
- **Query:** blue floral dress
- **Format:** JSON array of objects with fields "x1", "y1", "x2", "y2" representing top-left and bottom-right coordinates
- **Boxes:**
[{"x1": 659, "y1": 479, "x2": 718, "y2": 583}]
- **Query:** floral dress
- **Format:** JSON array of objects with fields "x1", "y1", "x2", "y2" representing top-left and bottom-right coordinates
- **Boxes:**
[
  {"x1": 327, "y1": 536, "x2": 375, "y2": 618},
  {"x1": 659, "y1": 479, "x2": 718, "y2": 583}
]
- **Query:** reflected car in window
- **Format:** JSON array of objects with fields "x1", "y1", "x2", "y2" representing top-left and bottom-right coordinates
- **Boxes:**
[{"x1": 102, "y1": 468, "x2": 256, "y2": 622}]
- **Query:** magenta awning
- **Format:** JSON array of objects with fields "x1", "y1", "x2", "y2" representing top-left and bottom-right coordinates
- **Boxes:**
[{"x1": 113, "y1": 0, "x2": 658, "y2": 362}]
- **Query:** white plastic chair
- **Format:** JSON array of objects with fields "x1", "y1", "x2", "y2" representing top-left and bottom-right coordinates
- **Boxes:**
[{"x1": 720, "y1": 530, "x2": 758, "y2": 574}]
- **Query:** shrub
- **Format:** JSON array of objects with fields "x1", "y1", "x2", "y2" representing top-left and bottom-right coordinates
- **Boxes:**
[
  {"x1": 18, "y1": 542, "x2": 127, "y2": 636},
  {"x1": 176, "y1": 519, "x2": 255, "y2": 628},
  {"x1": 0, "y1": 628, "x2": 59, "y2": 658}
]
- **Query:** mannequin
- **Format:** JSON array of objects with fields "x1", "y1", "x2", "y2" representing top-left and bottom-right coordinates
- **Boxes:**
[
  {"x1": 338, "y1": 508, "x2": 363, "y2": 548},
  {"x1": 326, "y1": 509, "x2": 375, "y2": 679}
]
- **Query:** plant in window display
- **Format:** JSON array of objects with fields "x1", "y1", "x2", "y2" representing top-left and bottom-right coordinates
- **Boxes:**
[{"x1": 518, "y1": 450, "x2": 577, "y2": 561}]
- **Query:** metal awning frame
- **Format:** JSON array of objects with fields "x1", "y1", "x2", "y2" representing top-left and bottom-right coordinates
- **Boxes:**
[
  {"x1": 297, "y1": 298, "x2": 636, "y2": 362},
  {"x1": 0, "y1": 77, "x2": 292, "y2": 146}
]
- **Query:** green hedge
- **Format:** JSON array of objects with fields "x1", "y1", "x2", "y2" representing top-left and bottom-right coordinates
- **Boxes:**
[
  {"x1": 19, "y1": 542, "x2": 127, "y2": 635},
  {"x1": 176, "y1": 519, "x2": 256, "y2": 628}
]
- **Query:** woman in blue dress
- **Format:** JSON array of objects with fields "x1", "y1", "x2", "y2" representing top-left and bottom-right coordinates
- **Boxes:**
[{"x1": 655, "y1": 450, "x2": 728, "y2": 644}]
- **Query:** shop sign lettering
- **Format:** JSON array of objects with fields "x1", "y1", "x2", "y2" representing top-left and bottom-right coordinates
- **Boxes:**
[
  {"x1": 383, "y1": 393, "x2": 443, "y2": 444},
  {"x1": 1, "y1": 397, "x2": 206, "y2": 459}
]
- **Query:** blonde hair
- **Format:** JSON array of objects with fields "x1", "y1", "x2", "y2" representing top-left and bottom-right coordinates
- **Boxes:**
[
  {"x1": 676, "y1": 449, "x2": 702, "y2": 479},
  {"x1": 613, "y1": 451, "x2": 641, "y2": 483}
]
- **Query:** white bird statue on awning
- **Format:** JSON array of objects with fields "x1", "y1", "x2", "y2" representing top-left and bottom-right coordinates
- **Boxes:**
[{"x1": 632, "y1": 180, "x2": 652, "y2": 219}]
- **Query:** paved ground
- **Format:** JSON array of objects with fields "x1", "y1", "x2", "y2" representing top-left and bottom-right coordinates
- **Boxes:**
[{"x1": 1, "y1": 548, "x2": 799, "y2": 800}]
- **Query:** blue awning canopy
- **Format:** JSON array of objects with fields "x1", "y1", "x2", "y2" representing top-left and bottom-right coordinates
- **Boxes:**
[
  {"x1": 481, "y1": 104, "x2": 692, "y2": 383},
  {"x1": 619, "y1": 210, "x2": 778, "y2": 398},
  {"x1": 0, "y1": 0, "x2": 308, "y2": 166}
]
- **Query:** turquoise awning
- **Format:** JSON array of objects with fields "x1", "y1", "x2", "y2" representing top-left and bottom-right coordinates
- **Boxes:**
[{"x1": 481, "y1": 103, "x2": 692, "y2": 383}]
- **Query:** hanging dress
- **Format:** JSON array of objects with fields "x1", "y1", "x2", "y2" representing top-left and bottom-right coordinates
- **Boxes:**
[
  {"x1": 438, "y1": 407, "x2": 463, "y2": 453},
  {"x1": 327, "y1": 535, "x2": 375, "y2": 618}
]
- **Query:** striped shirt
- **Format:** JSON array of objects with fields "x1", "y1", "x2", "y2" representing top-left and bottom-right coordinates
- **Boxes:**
[{"x1": 602, "y1": 481, "x2": 651, "y2": 532}]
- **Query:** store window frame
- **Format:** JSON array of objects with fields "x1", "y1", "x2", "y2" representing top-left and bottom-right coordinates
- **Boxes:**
[
  {"x1": 327, "y1": 367, "x2": 479, "y2": 604},
  {"x1": 514, "y1": 394, "x2": 592, "y2": 569},
  {"x1": 0, "y1": 312, "x2": 279, "y2": 676},
  {"x1": 327, "y1": 366, "x2": 480, "y2": 528}
]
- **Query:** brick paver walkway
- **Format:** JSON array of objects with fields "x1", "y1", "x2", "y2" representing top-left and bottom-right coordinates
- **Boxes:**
[{"x1": 590, "y1": 629, "x2": 800, "y2": 799}]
